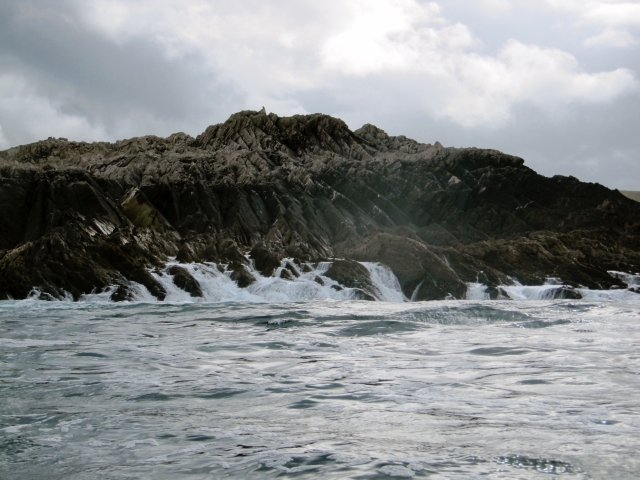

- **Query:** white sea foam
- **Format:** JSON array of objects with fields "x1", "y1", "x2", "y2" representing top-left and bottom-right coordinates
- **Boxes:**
[
  {"x1": 26, "y1": 287, "x2": 73, "y2": 302},
  {"x1": 609, "y1": 270, "x2": 640, "y2": 286},
  {"x1": 466, "y1": 272, "x2": 640, "y2": 301},
  {"x1": 0, "y1": 339, "x2": 75, "y2": 348},
  {"x1": 328, "y1": 454, "x2": 372, "y2": 466},
  {"x1": 579, "y1": 288, "x2": 640, "y2": 301},
  {"x1": 362, "y1": 262, "x2": 407, "y2": 302},
  {"x1": 502, "y1": 285, "x2": 576, "y2": 300},
  {"x1": 465, "y1": 282, "x2": 489, "y2": 300},
  {"x1": 119, "y1": 438, "x2": 159, "y2": 449},
  {"x1": 37, "y1": 437, "x2": 62, "y2": 443},
  {"x1": 10, "y1": 262, "x2": 640, "y2": 304},
  {"x1": 141, "y1": 259, "x2": 407, "y2": 304},
  {"x1": 3, "y1": 299, "x2": 640, "y2": 477},
  {"x1": 378, "y1": 465, "x2": 416, "y2": 477},
  {"x1": 3, "y1": 425, "x2": 26, "y2": 434}
]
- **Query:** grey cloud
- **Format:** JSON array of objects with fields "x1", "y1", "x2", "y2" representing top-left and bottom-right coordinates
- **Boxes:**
[
  {"x1": 0, "y1": 0, "x2": 638, "y2": 191},
  {"x1": 0, "y1": 0, "x2": 244, "y2": 145},
  {"x1": 299, "y1": 74, "x2": 640, "y2": 190}
]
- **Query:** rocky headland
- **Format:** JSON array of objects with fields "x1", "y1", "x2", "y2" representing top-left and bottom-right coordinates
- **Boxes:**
[{"x1": 1, "y1": 109, "x2": 639, "y2": 301}]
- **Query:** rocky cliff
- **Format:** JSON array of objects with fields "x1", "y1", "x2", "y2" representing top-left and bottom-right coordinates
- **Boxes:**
[{"x1": 1, "y1": 109, "x2": 639, "y2": 301}]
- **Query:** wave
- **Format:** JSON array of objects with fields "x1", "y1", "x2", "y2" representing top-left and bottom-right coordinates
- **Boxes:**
[
  {"x1": 70, "y1": 259, "x2": 404, "y2": 304},
  {"x1": 466, "y1": 270, "x2": 640, "y2": 301},
  {"x1": 17, "y1": 263, "x2": 640, "y2": 304}
]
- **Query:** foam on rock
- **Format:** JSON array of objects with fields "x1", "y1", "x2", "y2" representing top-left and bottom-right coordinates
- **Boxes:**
[{"x1": 140, "y1": 259, "x2": 405, "y2": 303}]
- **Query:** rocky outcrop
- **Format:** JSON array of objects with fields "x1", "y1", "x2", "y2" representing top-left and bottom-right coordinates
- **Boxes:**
[
  {"x1": 344, "y1": 234, "x2": 468, "y2": 301},
  {"x1": 324, "y1": 260, "x2": 377, "y2": 301},
  {"x1": 120, "y1": 188, "x2": 175, "y2": 231},
  {"x1": 229, "y1": 263, "x2": 257, "y2": 288},
  {"x1": 250, "y1": 243, "x2": 284, "y2": 277},
  {"x1": 166, "y1": 265, "x2": 203, "y2": 298},
  {"x1": 1, "y1": 109, "x2": 639, "y2": 301}
]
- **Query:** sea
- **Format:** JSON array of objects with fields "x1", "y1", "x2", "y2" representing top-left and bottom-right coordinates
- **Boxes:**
[{"x1": 1, "y1": 261, "x2": 640, "y2": 479}]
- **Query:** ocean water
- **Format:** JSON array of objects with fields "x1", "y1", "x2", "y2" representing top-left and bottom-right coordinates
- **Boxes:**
[{"x1": 2, "y1": 264, "x2": 640, "y2": 479}]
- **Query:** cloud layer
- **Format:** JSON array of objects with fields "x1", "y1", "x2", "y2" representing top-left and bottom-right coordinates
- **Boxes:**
[{"x1": 1, "y1": 0, "x2": 639, "y2": 189}]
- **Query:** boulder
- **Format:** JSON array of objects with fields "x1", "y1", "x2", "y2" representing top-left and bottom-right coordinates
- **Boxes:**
[
  {"x1": 110, "y1": 284, "x2": 135, "y2": 302},
  {"x1": 280, "y1": 269, "x2": 293, "y2": 280},
  {"x1": 542, "y1": 286, "x2": 582, "y2": 300},
  {"x1": 284, "y1": 262, "x2": 300, "y2": 277},
  {"x1": 344, "y1": 234, "x2": 468, "y2": 301},
  {"x1": 250, "y1": 243, "x2": 283, "y2": 277},
  {"x1": 485, "y1": 286, "x2": 511, "y2": 300},
  {"x1": 167, "y1": 265, "x2": 203, "y2": 298},
  {"x1": 229, "y1": 263, "x2": 256, "y2": 288},
  {"x1": 324, "y1": 260, "x2": 378, "y2": 301}
]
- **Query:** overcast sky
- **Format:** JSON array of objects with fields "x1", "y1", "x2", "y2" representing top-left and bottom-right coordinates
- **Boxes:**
[{"x1": 1, "y1": 0, "x2": 639, "y2": 189}]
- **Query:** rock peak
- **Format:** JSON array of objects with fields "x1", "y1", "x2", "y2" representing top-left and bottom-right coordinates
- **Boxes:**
[{"x1": 196, "y1": 111, "x2": 359, "y2": 156}]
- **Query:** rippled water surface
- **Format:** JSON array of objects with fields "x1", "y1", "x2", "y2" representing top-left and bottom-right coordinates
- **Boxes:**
[{"x1": 2, "y1": 299, "x2": 640, "y2": 479}]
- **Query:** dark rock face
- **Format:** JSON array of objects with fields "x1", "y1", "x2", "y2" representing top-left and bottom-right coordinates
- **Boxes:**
[
  {"x1": 284, "y1": 262, "x2": 300, "y2": 278},
  {"x1": 229, "y1": 264, "x2": 256, "y2": 288},
  {"x1": 485, "y1": 286, "x2": 511, "y2": 300},
  {"x1": 545, "y1": 287, "x2": 582, "y2": 300},
  {"x1": 120, "y1": 188, "x2": 175, "y2": 230},
  {"x1": 167, "y1": 265, "x2": 203, "y2": 298},
  {"x1": 280, "y1": 269, "x2": 293, "y2": 280},
  {"x1": 1, "y1": 109, "x2": 639, "y2": 301},
  {"x1": 324, "y1": 260, "x2": 377, "y2": 301},
  {"x1": 110, "y1": 284, "x2": 135, "y2": 302},
  {"x1": 344, "y1": 234, "x2": 467, "y2": 300},
  {"x1": 250, "y1": 243, "x2": 283, "y2": 277}
]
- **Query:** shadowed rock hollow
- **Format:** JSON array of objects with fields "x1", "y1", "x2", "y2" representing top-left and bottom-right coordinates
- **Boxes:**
[{"x1": 1, "y1": 109, "x2": 639, "y2": 301}]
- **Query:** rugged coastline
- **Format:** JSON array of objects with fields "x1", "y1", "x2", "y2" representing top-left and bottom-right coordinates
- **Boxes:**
[{"x1": 1, "y1": 109, "x2": 639, "y2": 302}]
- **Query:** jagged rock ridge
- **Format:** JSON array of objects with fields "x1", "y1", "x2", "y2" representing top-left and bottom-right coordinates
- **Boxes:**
[{"x1": 1, "y1": 109, "x2": 640, "y2": 301}]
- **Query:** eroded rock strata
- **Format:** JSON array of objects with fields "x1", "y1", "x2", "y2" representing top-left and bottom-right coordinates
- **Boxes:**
[{"x1": 1, "y1": 109, "x2": 639, "y2": 301}]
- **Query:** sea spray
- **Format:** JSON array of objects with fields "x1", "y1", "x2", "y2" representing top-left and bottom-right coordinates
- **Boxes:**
[{"x1": 145, "y1": 259, "x2": 407, "y2": 303}]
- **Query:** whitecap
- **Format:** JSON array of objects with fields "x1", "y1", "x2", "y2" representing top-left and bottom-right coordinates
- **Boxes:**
[{"x1": 378, "y1": 465, "x2": 416, "y2": 477}]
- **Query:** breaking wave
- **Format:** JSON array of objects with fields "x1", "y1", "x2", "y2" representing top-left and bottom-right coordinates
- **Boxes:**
[{"x1": 21, "y1": 262, "x2": 640, "y2": 304}]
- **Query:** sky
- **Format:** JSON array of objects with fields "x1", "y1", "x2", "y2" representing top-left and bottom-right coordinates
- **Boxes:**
[{"x1": 1, "y1": 0, "x2": 639, "y2": 189}]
